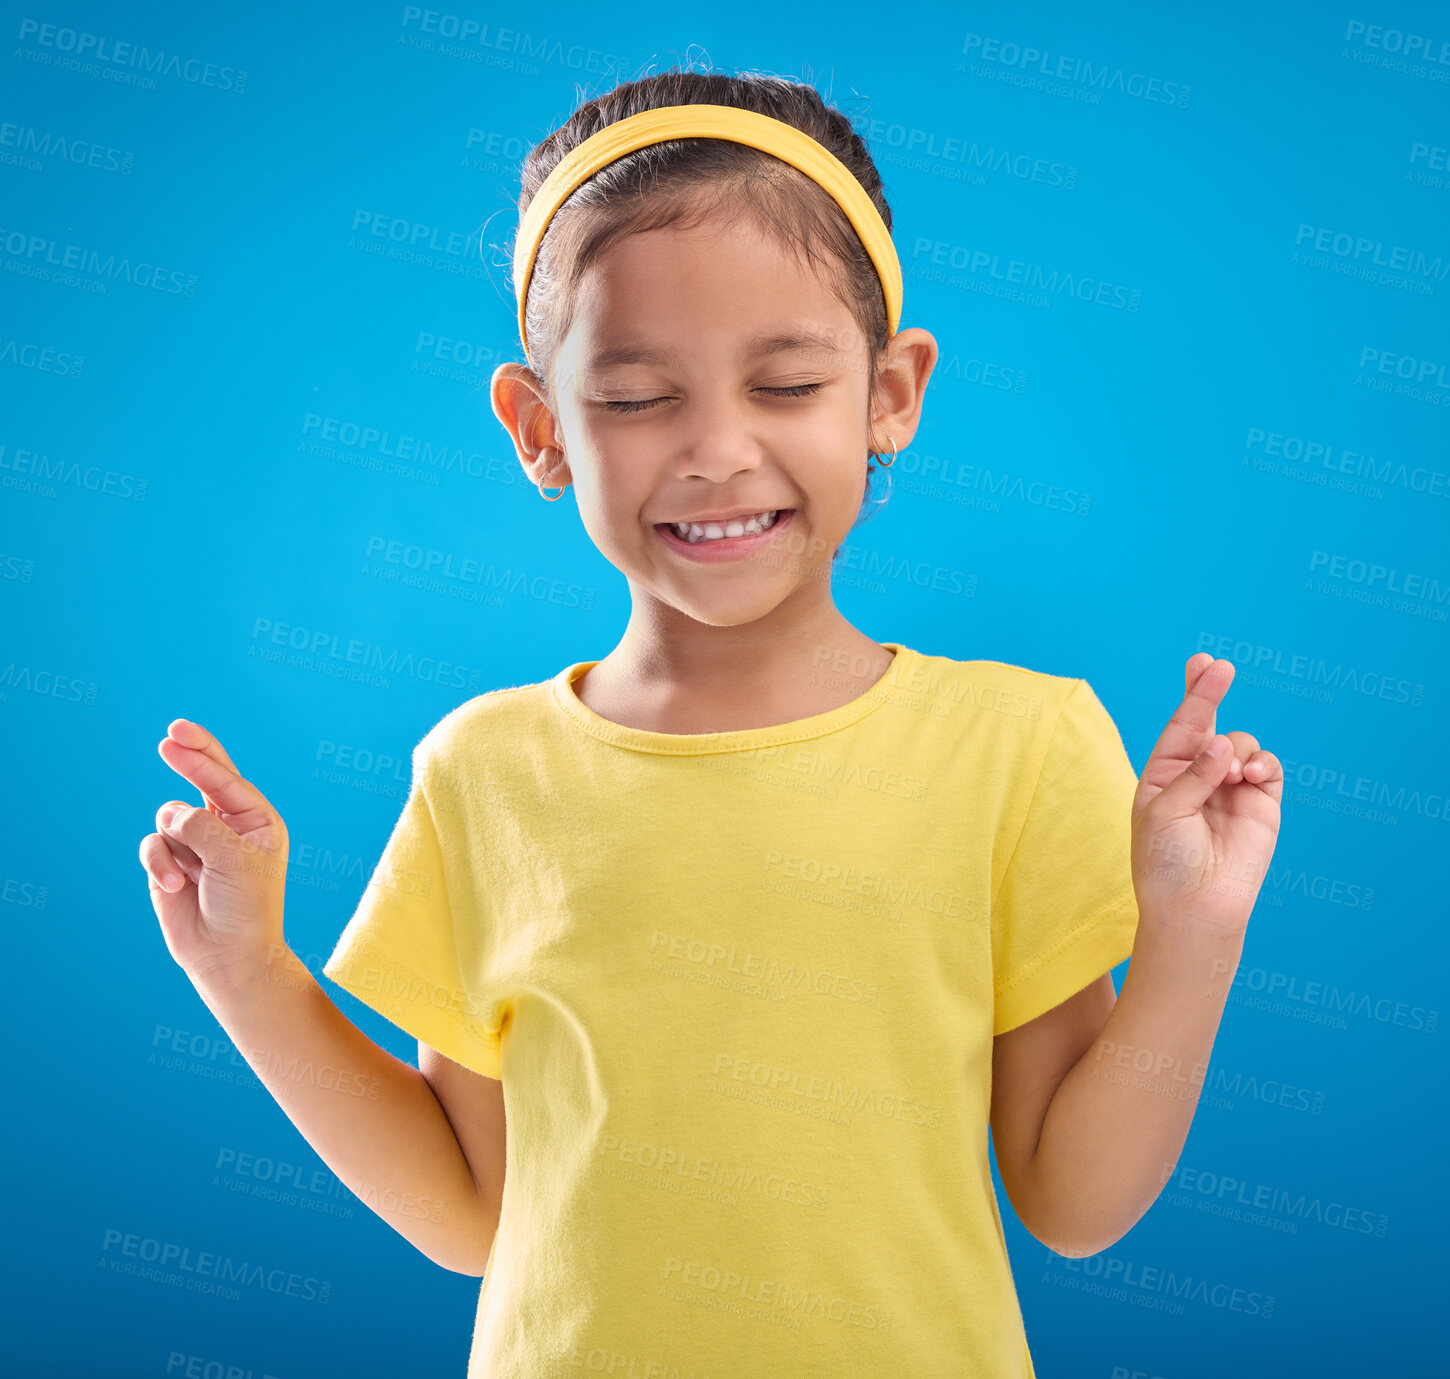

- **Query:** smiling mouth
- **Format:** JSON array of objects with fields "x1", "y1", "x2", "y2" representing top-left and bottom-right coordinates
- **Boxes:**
[
  {"x1": 653, "y1": 507, "x2": 797, "y2": 556},
  {"x1": 658, "y1": 509, "x2": 788, "y2": 544}
]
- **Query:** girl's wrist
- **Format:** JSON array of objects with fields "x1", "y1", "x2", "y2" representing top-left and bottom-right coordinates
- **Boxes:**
[
  {"x1": 187, "y1": 938, "x2": 299, "y2": 1006},
  {"x1": 1128, "y1": 902, "x2": 1246, "y2": 997}
]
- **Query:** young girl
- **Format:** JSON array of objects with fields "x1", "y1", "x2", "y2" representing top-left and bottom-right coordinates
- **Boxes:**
[{"x1": 142, "y1": 68, "x2": 1283, "y2": 1379}]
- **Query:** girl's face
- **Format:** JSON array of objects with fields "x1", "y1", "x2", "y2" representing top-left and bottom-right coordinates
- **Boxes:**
[{"x1": 499, "y1": 214, "x2": 935, "y2": 630}]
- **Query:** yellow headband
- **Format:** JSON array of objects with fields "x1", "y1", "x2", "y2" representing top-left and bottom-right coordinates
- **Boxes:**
[{"x1": 511, "y1": 102, "x2": 903, "y2": 367}]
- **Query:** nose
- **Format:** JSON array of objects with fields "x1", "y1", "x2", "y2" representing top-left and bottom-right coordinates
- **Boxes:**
[{"x1": 672, "y1": 394, "x2": 766, "y2": 484}]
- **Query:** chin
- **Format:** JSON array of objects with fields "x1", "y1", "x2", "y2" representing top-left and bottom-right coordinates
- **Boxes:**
[{"x1": 665, "y1": 590, "x2": 794, "y2": 628}]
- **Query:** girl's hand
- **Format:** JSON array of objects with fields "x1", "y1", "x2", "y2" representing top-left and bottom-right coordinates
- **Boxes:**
[
  {"x1": 139, "y1": 718, "x2": 290, "y2": 991},
  {"x1": 1130, "y1": 655, "x2": 1284, "y2": 937}
]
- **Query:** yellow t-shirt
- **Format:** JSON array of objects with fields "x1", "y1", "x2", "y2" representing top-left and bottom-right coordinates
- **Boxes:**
[{"x1": 322, "y1": 642, "x2": 1142, "y2": 1378}]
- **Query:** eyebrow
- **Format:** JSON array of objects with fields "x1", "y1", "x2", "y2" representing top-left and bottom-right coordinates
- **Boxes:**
[{"x1": 585, "y1": 327, "x2": 846, "y2": 371}]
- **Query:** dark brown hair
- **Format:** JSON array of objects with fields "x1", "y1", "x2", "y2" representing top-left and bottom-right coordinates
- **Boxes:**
[{"x1": 504, "y1": 64, "x2": 897, "y2": 532}]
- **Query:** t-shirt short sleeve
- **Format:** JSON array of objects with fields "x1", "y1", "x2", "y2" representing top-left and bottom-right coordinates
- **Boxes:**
[
  {"x1": 321, "y1": 741, "x2": 503, "y2": 1080},
  {"x1": 990, "y1": 678, "x2": 1141, "y2": 1037}
]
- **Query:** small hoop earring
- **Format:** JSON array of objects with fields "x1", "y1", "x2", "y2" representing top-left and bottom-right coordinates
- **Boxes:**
[
  {"x1": 875, "y1": 434, "x2": 897, "y2": 468},
  {"x1": 539, "y1": 447, "x2": 568, "y2": 501}
]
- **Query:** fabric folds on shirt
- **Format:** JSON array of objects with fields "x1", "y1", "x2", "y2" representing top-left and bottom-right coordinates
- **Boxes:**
[{"x1": 322, "y1": 642, "x2": 1142, "y2": 1378}]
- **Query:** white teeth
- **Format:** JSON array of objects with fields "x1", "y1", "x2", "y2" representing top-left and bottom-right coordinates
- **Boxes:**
[{"x1": 669, "y1": 510, "x2": 781, "y2": 543}]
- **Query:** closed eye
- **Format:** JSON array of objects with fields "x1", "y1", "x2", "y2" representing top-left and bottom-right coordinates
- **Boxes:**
[{"x1": 601, "y1": 382, "x2": 825, "y2": 414}]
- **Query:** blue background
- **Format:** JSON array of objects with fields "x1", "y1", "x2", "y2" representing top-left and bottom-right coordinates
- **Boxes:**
[{"x1": 4, "y1": 1, "x2": 1446, "y2": 1374}]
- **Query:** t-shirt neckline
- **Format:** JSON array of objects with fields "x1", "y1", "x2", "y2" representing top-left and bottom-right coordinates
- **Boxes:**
[{"x1": 549, "y1": 642, "x2": 915, "y2": 755}]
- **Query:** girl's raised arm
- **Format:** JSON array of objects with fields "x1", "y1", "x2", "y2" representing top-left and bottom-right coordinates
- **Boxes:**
[
  {"x1": 139, "y1": 718, "x2": 502, "y2": 1275},
  {"x1": 993, "y1": 656, "x2": 1283, "y2": 1256}
]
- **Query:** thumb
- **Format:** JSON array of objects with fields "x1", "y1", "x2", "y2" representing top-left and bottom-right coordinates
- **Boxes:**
[
  {"x1": 1152, "y1": 736, "x2": 1235, "y2": 823},
  {"x1": 161, "y1": 802, "x2": 241, "y2": 869}
]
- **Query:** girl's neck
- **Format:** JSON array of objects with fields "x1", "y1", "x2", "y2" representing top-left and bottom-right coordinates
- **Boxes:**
[{"x1": 573, "y1": 609, "x2": 896, "y2": 737}]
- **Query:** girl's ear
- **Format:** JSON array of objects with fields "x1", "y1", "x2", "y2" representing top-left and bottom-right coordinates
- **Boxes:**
[
  {"x1": 491, "y1": 364, "x2": 570, "y2": 490},
  {"x1": 868, "y1": 327, "x2": 939, "y2": 452}
]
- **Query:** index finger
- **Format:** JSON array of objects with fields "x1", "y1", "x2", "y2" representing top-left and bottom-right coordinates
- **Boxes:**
[
  {"x1": 1144, "y1": 656, "x2": 1235, "y2": 781},
  {"x1": 1184, "y1": 652, "x2": 1217, "y2": 738},
  {"x1": 157, "y1": 719, "x2": 265, "y2": 827}
]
